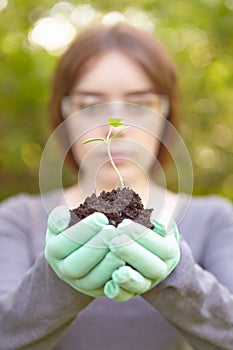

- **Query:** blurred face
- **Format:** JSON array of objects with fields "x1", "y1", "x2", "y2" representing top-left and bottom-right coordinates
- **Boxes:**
[{"x1": 64, "y1": 50, "x2": 168, "y2": 187}]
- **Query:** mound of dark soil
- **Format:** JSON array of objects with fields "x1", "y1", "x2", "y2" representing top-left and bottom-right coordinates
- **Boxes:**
[{"x1": 69, "y1": 187, "x2": 154, "y2": 229}]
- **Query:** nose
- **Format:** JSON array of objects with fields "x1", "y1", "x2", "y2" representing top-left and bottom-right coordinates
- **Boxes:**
[{"x1": 102, "y1": 101, "x2": 129, "y2": 119}]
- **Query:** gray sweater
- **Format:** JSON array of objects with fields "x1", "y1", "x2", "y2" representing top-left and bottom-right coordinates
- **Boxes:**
[{"x1": 0, "y1": 189, "x2": 233, "y2": 350}]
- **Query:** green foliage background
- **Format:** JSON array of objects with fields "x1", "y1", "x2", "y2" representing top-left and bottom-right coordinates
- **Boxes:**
[{"x1": 0, "y1": 0, "x2": 233, "y2": 201}]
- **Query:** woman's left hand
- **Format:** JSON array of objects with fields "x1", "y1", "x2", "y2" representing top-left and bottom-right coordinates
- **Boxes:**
[{"x1": 104, "y1": 218, "x2": 180, "y2": 301}]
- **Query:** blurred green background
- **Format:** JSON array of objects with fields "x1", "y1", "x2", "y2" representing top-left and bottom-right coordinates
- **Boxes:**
[{"x1": 0, "y1": 0, "x2": 233, "y2": 201}]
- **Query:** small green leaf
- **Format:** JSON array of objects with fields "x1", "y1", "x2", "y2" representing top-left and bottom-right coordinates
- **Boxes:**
[
  {"x1": 110, "y1": 126, "x2": 130, "y2": 141},
  {"x1": 108, "y1": 117, "x2": 123, "y2": 128},
  {"x1": 82, "y1": 137, "x2": 105, "y2": 144}
]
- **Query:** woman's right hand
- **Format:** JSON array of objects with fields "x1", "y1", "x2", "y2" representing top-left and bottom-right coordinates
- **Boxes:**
[{"x1": 44, "y1": 206, "x2": 125, "y2": 297}]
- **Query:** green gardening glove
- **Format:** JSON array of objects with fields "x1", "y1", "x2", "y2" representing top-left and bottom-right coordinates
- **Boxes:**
[
  {"x1": 104, "y1": 213, "x2": 180, "y2": 301},
  {"x1": 45, "y1": 206, "x2": 125, "y2": 297},
  {"x1": 104, "y1": 265, "x2": 152, "y2": 301}
]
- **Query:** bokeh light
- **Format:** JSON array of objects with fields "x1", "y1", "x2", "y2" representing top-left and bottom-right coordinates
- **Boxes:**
[
  {"x1": 21, "y1": 142, "x2": 42, "y2": 168},
  {"x1": 0, "y1": 0, "x2": 8, "y2": 11},
  {"x1": 195, "y1": 146, "x2": 221, "y2": 170},
  {"x1": 28, "y1": 2, "x2": 154, "y2": 55},
  {"x1": 70, "y1": 4, "x2": 98, "y2": 28},
  {"x1": 211, "y1": 124, "x2": 232, "y2": 148},
  {"x1": 102, "y1": 11, "x2": 125, "y2": 25},
  {"x1": 28, "y1": 16, "x2": 77, "y2": 55},
  {"x1": 195, "y1": 98, "x2": 217, "y2": 115}
]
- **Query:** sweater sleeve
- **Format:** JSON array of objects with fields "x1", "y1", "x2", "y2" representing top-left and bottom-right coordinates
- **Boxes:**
[
  {"x1": 0, "y1": 194, "x2": 92, "y2": 350},
  {"x1": 143, "y1": 197, "x2": 233, "y2": 350}
]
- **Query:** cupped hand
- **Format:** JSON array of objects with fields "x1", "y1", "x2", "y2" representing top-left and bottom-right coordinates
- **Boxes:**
[
  {"x1": 104, "y1": 216, "x2": 180, "y2": 301},
  {"x1": 45, "y1": 206, "x2": 125, "y2": 297}
]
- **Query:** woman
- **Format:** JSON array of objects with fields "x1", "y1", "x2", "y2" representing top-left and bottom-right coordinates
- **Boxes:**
[{"x1": 0, "y1": 23, "x2": 233, "y2": 350}]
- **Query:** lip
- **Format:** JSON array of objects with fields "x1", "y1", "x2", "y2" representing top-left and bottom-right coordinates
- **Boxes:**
[{"x1": 111, "y1": 154, "x2": 128, "y2": 165}]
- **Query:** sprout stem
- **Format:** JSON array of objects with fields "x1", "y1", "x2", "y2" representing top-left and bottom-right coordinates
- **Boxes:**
[
  {"x1": 82, "y1": 118, "x2": 127, "y2": 189},
  {"x1": 106, "y1": 126, "x2": 124, "y2": 189}
]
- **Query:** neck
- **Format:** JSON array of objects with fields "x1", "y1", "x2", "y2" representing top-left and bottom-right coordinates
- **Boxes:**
[{"x1": 63, "y1": 169, "x2": 151, "y2": 208}]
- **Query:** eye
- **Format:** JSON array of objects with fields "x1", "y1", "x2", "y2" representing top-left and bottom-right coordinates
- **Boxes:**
[
  {"x1": 132, "y1": 99, "x2": 159, "y2": 109},
  {"x1": 78, "y1": 101, "x2": 97, "y2": 109},
  {"x1": 75, "y1": 99, "x2": 96, "y2": 109},
  {"x1": 134, "y1": 101, "x2": 149, "y2": 107},
  {"x1": 127, "y1": 94, "x2": 169, "y2": 116},
  {"x1": 71, "y1": 95, "x2": 104, "y2": 111}
]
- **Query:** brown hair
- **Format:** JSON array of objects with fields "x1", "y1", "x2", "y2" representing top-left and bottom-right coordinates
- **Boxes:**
[{"x1": 49, "y1": 23, "x2": 179, "y2": 172}]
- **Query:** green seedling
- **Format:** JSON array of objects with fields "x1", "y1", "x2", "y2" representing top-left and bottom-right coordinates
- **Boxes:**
[{"x1": 82, "y1": 117, "x2": 129, "y2": 189}]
